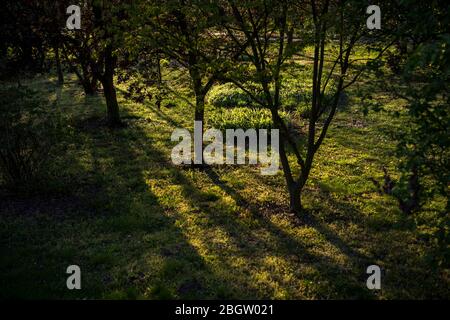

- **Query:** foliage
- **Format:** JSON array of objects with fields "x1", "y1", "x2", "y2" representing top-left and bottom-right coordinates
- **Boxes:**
[
  {"x1": 365, "y1": 0, "x2": 450, "y2": 221},
  {"x1": 0, "y1": 86, "x2": 62, "y2": 193},
  {"x1": 396, "y1": 35, "x2": 450, "y2": 210},
  {"x1": 391, "y1": 34, "x2": 450, "y2": 262}
]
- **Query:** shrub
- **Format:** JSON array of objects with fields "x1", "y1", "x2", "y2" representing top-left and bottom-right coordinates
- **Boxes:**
[{"x1": 0, "y1": 85, "x2": 62, "y2": 193}]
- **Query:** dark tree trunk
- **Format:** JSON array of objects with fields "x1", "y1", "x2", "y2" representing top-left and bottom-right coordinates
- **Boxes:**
[
  {"x1": 289, "y1": 167, "x2": 311, "y2": 215},
  {"x1": 81, "y1": 79, "x2": 97, "y2": 95},
  {"x1": 72, "y1": 64, "x2": 97, "y2": 95},
  {"x1": 54, "y1": 45, "x2": 64, "y2": 85},
  {"x1": 278, "y1": 139, "x2": 303, "y2": 213},
  {"x1": 89, "y1": 77, "x2": 98, "y2": 94},
  {"x1": 79, "y1": 69, "x2": 97, "y2": 95},
  {"x1": 156, "y1": 53, "x2": 162, "y2": 110},
  {"x1": 399, "y1": 165, "x2": 420, "y2": 214},
  {"x1": 193, "y1": 92, "x2": 205, "y2": 165},
  {"x1": 194, "y1": 93, "x2": 205, "y2": 123},
  {"x1": 101, "y1": 47, "x2": 121, "y2": 127},
  {"x1": 37, "y1": 43, "x2": 46, "y2": 72},
  {"x1": 288, "y1": 184, "x2": 302, "y2": 213},
  {"x1": 278, "y1": 135, "x2": 310, "y2": 215},
  {"x1": 101, "y1": 75, "x2": 120, "y2": 127}
]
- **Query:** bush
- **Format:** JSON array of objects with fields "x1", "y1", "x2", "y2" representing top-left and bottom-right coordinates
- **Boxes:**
[
  {"x1": 0, "y1": 85, "x2": 62, "y2": 194},
  {"x1": 208, "y1": 107, "x2": 290, "y2": 131}
]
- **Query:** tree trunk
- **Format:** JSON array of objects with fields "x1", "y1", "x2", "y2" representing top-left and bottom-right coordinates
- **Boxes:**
[
  {"x1": 156, "y1": 53, "x2": 162, "y2": 110},
  {"x1": 289, "y1": 167, "x2": 310, "y2": 214},
  {"x1": 61, "y1": 46, "x2": 96, "y2": 95},
  {"x1": 195, "y1": 93, "x2": 205, "y2": 123},
  {"x1": 102, "y1": 75, "x2": 121, "y2": 127},
  {"x1": 193, "y1": 92, "x2": 205, "y2": 166},
  {"x1": 73, "y1": 64, "x2": 97, "y2": 95},
  {"x1": 288, "y1": 184, "x2": 302, "y2": 213},
  {"x1": 189, "y1": 58, "x2": 206, "y2": 166},
  {"x1": 81, "y1": 79, "x2": 97, "y2": 95},
  {"x1": 54, "y1": 45, "x2": 64, "y2": 85},
  {"x1": 101, "y1": 47, "x2": 121, "y2": 127}
]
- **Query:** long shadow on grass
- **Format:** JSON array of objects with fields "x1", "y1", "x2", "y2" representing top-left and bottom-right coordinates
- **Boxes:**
[
  {"x1": 208, "y1": 167, "x2": 450, "y2": 298},
  {"x1": 65, "y1": 104, "x2": 236, "y2": 299},
  {"x1": 152, "y1": 159, "x2": 374, "y2": 298},
  {"x1": 0, "y1": 82, "x2": 230, "y2": 299},
  {"x1": 203, "y1": 168, "x2": 378, "y2": 298}
]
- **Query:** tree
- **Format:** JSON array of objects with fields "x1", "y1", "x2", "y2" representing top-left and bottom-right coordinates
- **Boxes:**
[
  {"x1": 62, "y1": 0, "x2": 128, "y2": 127},
  {"x1": 0, "y1": 1, "x2": 54, "y2": 76},
  {"x1": 400, "y1": 3, "x2": 449, "y2": 212},
  {"x1": 37, "y1": 1, "x2": 68, "y2": 85},
  {"x1": 220, "y1": 0, "x2": 392, "y2": 213},
  {"x1": 132, "y1": 0, "x2": 244, "y2": 163},
  {"x1": 367, "y1": 0, "x2": 449, "y2": 218}
]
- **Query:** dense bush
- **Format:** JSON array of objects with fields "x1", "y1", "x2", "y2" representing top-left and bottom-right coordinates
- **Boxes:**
[{"x1": 0, "y1": 85, "x2": 62, "y2": 193}]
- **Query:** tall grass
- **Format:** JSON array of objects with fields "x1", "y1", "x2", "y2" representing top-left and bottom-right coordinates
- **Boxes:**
[{"x1": 208, "y1": 107, "x2": 290, "y2": 130}]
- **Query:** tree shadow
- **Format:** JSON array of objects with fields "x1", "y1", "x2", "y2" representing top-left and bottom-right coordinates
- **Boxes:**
[
  {"x1": 189, "y1": 167, "x2": 376, "y2": 298},
  {"x1": 63, "y1": 105, "x2": 236, "y2": 299},
  {"x1": 202, "y1": 167, "x2": 404, "y2": 298},
  {"x1": 2, "y1": 75, "x2": 446, "y2": 299},
  {"x1": 0, "y1": 83, "x2": 230, "y2": 300},
  {"x1": 205, "y1": 165, "x2": 449, "y2": 298}
]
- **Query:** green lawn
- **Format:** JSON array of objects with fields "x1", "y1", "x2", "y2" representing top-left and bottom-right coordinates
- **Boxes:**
[{"x1": 0, "y1": 72, "x2": 448, "y2": 299}]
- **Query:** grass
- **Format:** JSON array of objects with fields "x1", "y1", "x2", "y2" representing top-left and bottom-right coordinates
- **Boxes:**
[
  {"x1": 208, "y1": 107, "x2": 290, "y2": 130},
  {"x1": 0, "y1": 69, "x2": 448, "y2": 300}
]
